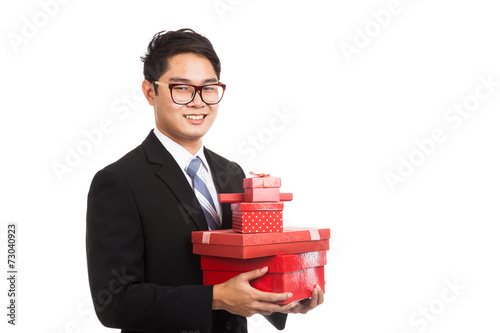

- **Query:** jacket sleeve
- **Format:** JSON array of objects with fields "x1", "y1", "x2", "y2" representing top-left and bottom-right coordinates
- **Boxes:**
[
  {"x1": 86, "y1": 168, "x2": 213, "y2": 333},
  {"x1": 264, "y1": 313, "x2": 287, "y2": 330}
]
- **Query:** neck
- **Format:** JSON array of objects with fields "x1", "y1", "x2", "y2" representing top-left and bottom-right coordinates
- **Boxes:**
[
  {"x1": 181, "y1": 140, "x2": 203, "y2": 155},
  {"x1": 157, "y1": 128, "x2": 202, "y2": 155}
]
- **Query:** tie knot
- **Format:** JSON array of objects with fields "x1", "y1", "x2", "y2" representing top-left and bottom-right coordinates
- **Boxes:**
[{"x1": 186, "y1": 157, "x2": 202, "y2": 178}]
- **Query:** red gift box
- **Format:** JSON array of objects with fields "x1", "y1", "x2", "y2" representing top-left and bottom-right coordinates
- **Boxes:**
[
  {"x1": 232, "y1": 211, "x2": 283, "y2": 233},
  {"x1": 243, "y1": 177, "x2": 281, "y2": 189},
  {"x1": 202, "y1": 252, "x2": 327, "y2": 304},
  {"x1": 244, "y1": 188, "x2": 280, "y2": 202},
  {"x1": 231, "y1": 202, "x2": 284, "y2": 233},
  {"x1": 192, "y1": 227, "x2": 330, "y2": 259},
  {"x1": 201, "y1": 251, "x2": 327, "y2": 272},
  {"x1": 203, "y1": 266, "x2": 325, "y2": 304}
]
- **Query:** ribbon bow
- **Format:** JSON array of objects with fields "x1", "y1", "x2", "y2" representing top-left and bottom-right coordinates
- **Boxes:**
[{"x1": 249, "y1": 172, "x2": 270, "y2": 178}]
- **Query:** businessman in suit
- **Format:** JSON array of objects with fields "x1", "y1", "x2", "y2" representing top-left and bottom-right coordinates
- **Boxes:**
[{"x1": 86, "y1": 29, "x2": 323, "y2": 333}]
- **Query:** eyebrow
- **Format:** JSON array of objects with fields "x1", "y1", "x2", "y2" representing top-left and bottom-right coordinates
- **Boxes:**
[{"x1": 169, "y1": 77, "x2": 218, "y2": 84}]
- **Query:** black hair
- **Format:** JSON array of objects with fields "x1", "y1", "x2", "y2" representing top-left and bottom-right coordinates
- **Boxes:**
[{"x1": 141, "y1": 29, "x2": 221, "y2": 94}]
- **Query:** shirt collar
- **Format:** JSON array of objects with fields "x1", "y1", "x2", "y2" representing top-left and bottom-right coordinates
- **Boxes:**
[{"x1": 153, "y1": 127, "x2": 209, "y2": 172}]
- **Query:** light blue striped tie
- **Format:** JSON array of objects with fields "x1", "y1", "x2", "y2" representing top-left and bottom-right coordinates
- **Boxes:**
[{"x1": 186, "y1": 157, "x2": 221, "y2": 230}]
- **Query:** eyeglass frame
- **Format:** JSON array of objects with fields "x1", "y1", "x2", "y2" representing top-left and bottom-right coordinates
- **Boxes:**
[{"x1": 153, "y1": 81, "x2": 226, "y2": 105}]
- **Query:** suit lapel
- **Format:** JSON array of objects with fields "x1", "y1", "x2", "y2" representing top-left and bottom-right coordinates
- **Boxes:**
[{"x1": 142, "y1": 131, "x2": 208, "y2": 231}]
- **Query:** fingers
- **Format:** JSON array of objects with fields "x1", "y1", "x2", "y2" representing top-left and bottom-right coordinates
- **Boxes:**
[
  {"x1": 281, "y1": 285, "x2": 324, "y2": 314},
  {"x1": 317, "y1": 286, "x2": 324, "y2": 305},
  {"x1": 240, "y1": 266, "x2": 294, "y2": 303},
  {"x1": 237, "y1": 267, "x2": 295, "y2": 303},
  {"x1": 254, "y1": 299, "x2": 299, "y2": 315},
  {"x1": 216, "y1": 268, "x2": 325, "y2": 317},
  {"x1": 255, "y1": 290, "x2": 293, "y2": 303},
  {"x1": 309, "y1": 286, "x2": 320, "y2": 309},
  {"x1": 238, "y1": 266, "x2": 268, "y2": 282},
  {"x1": 300, "y1": 285, "x2": 324, "y2": 314},
  {"x1": 214, "y1": 267, "x2": 298, "y2": 317}
]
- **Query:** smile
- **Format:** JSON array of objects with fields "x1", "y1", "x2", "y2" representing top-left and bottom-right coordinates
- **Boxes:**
[{"x1": 184, "y1": 115, "x2": 206, "y2": 120}]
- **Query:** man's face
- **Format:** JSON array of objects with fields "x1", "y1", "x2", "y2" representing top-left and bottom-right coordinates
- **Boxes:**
[{"x1": 143, "y1": 53, "x2": 220, "y2": 151}]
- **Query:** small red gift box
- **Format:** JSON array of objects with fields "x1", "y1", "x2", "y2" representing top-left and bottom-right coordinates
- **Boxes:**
[
  {"x1": 203, "y1": 265, "x2": 325, "y2": 304},
  {"x1": 232, "y1": 212, "x2": 283, "y2": 233},
  {"x1": 244, "y1": 188, "x2": 280, "y2": 202},
  {"x1": 231, "y1": 202, "x2": 284, "y2": 234},
  {"x1": 243, "y1": 176, "x2": 281, "y2": 189},
  {"x1": 192, "y1": 227, "x2": 330, "y2": 259}
]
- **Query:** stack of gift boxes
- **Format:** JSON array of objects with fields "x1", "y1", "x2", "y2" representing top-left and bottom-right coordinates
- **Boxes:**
[{"x1": 192, "y1": 174, "x2": 330, "y2": 304}]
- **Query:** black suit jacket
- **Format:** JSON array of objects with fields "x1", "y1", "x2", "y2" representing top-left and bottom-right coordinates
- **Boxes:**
[{"x1": 86, "y1": 130, "x2": 287, "y2": 333}]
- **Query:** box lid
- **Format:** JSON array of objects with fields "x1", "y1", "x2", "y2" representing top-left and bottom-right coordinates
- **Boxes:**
[
  {"x1": 243, "y1": 176, "x2": 281, "y2": 189},
  {"x1": 193, "y1": 239, "x2": 329, "y2": 259},
  {"x1": 231, "y1": 202, "x2": 284, "y2": 211},
  {"x1": 192, "y1": 227, "x2": 330, "y2": 246}
]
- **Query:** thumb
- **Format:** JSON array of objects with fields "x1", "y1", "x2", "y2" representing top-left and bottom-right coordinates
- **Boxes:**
[{"x1": 239, "y1": 266, "x2": 268, "y2": 282}]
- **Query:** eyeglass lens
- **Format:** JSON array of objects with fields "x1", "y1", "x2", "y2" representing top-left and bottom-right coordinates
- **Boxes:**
[{"x1": 172, "y1": 85, "x2": 223, "y2": 104}]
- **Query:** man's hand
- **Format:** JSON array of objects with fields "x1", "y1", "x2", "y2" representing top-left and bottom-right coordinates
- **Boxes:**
[
  {"x1": 212, "y1": 266, "x2": 298, "y2": 317},
  {"x1": 280, "y1": 285, "x2": 324, "y2": 314}
]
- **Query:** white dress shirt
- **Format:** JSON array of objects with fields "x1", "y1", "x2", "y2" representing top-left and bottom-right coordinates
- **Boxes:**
[{"x1": 153, "y1": 128, "x2": 222, "y2": 221}]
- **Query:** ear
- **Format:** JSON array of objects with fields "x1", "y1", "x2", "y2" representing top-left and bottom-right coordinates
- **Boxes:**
[{"x1": 142, "y1": 80, "x2": 156, "y2": 106}]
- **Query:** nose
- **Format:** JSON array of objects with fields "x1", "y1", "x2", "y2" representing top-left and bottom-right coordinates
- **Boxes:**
[{"x1": 188, "y1": 90, "x2": 205, "y2": 107}]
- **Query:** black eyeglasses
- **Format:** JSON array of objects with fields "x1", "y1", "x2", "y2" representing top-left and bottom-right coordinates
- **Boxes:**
[{"x1": 154, "y1": 81, "x2": 226, "y2": 105}]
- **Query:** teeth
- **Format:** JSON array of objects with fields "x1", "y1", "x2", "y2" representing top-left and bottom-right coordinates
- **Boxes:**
[{"x1": 185, "y1": 115, "x2": 205, "y2": 120}]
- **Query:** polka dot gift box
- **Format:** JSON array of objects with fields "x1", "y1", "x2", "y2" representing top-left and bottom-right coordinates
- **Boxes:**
[{"x1": 231, "y1": 202, "x2": 284, "y2": 233}]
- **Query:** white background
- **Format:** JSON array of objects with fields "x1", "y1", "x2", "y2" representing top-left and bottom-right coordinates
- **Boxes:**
[{"x1": 1, "y1": 0, "x2": 500, "y2": 332}]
